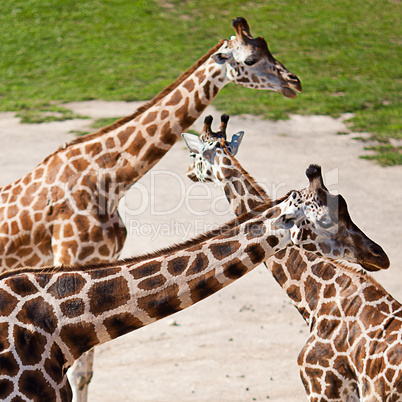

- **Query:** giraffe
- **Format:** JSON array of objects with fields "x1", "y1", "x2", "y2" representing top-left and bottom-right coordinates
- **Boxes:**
[
  {"x1": 0, "y1": 165, "x2": 393, "y2": 402},
  {"x1": 268, "y1": 247, "x2": 402, "y2": 401},
  {"x1": 183, "y1": 116, "x2": 400, "y2": 400},
  {"x1": 0, "y1": 17, "x2": 302, "y2": 272},
  {"x1": 0, "y1": 17, "x2": 301, "y2": 400},
  {"x1": 182, "y1": 115, "x2": 389, "y2": 271}
]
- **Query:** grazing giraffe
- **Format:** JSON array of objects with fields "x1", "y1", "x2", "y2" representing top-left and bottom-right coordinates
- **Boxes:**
[
  {"x1": 0, "y1": 165, "x2": 392, "y2": 402},
  {"x1": 183, "y1": 116, "x2": 400, "y2": 400},
  {"x1": 0, "y1": 18, "x2": 301, "y2": 400}
]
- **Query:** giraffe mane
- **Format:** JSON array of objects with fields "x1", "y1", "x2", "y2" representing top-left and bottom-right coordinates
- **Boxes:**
[
  {"x1": 58, "y1": 40, "x2": 225, "y2": 151},
  {"x1": 0, "y1": 200, "x2": 277, "y2": 279}
]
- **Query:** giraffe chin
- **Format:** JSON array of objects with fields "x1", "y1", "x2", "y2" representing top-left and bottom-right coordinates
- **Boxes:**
[{"x1": 281, "y1": 87, "x2": 298, "y2": 98}]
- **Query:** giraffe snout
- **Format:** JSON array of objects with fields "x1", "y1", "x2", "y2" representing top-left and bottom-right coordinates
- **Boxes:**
[{"x1": 359, "y1": 242, "x2": 390, "y2": 271}]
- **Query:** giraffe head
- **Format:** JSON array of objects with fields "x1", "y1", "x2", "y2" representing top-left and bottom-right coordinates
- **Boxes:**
[
  {"x1": 211, "y1": 17, "x2": 302, "y2": 98},
  {"x1": 182, "y1": 114, "x2": 244, "y2": 183},
  {"x1": 274, "y1": 165, "x2": 390, "y2": 271}
]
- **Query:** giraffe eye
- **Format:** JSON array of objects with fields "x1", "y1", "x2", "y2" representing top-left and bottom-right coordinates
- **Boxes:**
[
  {"x1": 244, "y1": 57, "x2": 257, "y2": 66},
  {"x1": 318, "y1": 217, "x2": 334, "y2": 229}
]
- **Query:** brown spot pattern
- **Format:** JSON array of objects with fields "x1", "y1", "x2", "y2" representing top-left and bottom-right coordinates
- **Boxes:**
[
  {"x1": 167, "y1": 256, "x2": 190, "y2": 276},
  {"x1": 223, "y1": 258, "x2": 248, "y2": 279},
  {"x1": 130, "y1": 261, "x2": 162, "y2": 279},
  {"x1": 44, "y1": 343, "x2": 67, "y2": 384},
  {"x1": 16, "y1": 296, "x2": 57, "y2": 333},
  {"x1": 188, "y1": 273, "x2": 223, "y2": 303},
  {"x1": 60, "y1": 322, "x2": 99, "y2": 359},
  {"x1": 186, "y1": 253, "x2": 209, "y2": 276},
  {"x1": 0, "y1": 351, "x2": 19, "y2": 376},
  {"x1": 5, "y1": 276, "x2": 37, "y2": 297},
  {"x1": 210, "y1": 240, "x2": 241, "y2": 260},
  {"x1": 138, "y1": 274, "x2": 167, "y2": 290},
  {"x1": 14, "y1": 325, "x2": 47, "y2": 365},
  {"x1": 60, "y1": 298, "x2": 85, "y2": 318},
  {"x1": 245, "y1": 221, "x2": 266, "y2": 240},
  {"x1": 137, "y1": 283, "x2": 181, "y2": 319},
  {"x1": 89, "y1": 276, "x2": 130, "y2": 316},
  {"x1": 103, "y1": 312, "x2": 144, "y2": 339},
  {"x1": 48, "y1": 273, "x2": 87, "y2": 299},
  {"x1": 19, "y1": 370, "x2": 57, "y2": 401},
  {"x1": 0, "y1": 289, "x2": 18, "y2": 316},
  {"x1": 244, "y1": 243, "x2": 266, "y2": 264}
]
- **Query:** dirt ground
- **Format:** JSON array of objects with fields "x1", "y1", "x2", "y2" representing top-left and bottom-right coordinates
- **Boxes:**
[{"x1": 0, "y1": 101, "x2": 401, "y2": 401}]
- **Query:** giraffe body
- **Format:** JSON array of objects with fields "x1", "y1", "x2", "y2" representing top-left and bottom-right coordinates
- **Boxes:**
[{"x1": 183, "y1": 115, "x2": 397, "y2": 400}]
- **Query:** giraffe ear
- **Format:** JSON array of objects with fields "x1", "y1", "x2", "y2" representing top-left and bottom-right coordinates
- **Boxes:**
[
  {"x1": 227, "y1": 131, "x2": 244, "y2": 156},
  {"x1": 211, "y1": 52, "x2": 234, "y2": 65},
  {"x1": 182, "y1": 133, "x2": 203, "y2": 155}
]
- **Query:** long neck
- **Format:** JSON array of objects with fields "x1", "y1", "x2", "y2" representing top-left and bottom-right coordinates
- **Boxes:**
[
  {"x1": 2, "y1": 203, "x2": 291, "y2": 367},
  {"x1": 266, "y1": 247, "x2": 398, "y2": 331},
  {"x1": 210, "y1": 158, "x2": 323, "y2": 327},
  {"x1": 215, "y1": 152, "x2": 272, "y2": 215},
  {"x1": 210, "y1": 153, "x2": 328, "y2": 325},
  {"x1": 267, "y1": 247, "x2": 325, "y2": 326},
  {"x1": 48, "y1": 42, "x2": 229, "y2": 201}
]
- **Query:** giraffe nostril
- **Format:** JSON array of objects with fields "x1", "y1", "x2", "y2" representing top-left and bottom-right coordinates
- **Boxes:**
[{"x1": 370, "y1": 244, "x2": 384, "y2": 256}]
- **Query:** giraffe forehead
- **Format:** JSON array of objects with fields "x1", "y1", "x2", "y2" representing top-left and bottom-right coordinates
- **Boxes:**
[{"x1": 228, "y1": 39, "x2": 253, "y2": 61}]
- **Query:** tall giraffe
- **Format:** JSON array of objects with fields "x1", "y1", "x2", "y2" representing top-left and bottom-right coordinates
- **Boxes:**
[
  {"x1": 182, "y1": 115, "x2": 389, "y2": 271},
  {"x1": 0, "y1": 165, "x2": 391, "y2": 402},
  {"x1": 0, "y1": 18, "x2": 301, "y2": 400},
  {"x1": 0, "y1": 17, "x2": 301, "y2": 272},
  {"x1": 183, "y1": 116, "x2": 400, "y2": 400}
]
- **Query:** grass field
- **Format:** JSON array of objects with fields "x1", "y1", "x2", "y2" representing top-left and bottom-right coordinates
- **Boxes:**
[{"x1": 1, "y1": 0, "x2": 401, "y2": 165}]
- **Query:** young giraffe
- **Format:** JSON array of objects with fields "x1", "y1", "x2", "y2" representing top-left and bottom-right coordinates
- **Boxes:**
[
  {"x1": 183, "y1": 117, "x2": 400, "y2": 400},
  {"x1": 0, "y1": 166, "x2": 392, "y2": 402},
  {"x1": 0, "y1": 18, "x2": 301, "y2": 400}
]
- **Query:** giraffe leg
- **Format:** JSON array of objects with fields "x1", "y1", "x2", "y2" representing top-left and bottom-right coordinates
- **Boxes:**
[{"x1": 67, "y1": 350, "x2": 95, "y2": 402}]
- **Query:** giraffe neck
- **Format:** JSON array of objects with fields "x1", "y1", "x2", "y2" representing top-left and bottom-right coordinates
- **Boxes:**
[
  {"x1": 47, "y1": 42, "x2": 230, "y2": 203},
  {"x1": 1, "y1": 202, "x2": 292, "y2": 368},
  {"x1": 216, "y1": 152, "x2": 272, "y2": 215},
  {"x1": 267, "y1": 246, "x2": 399, "y2": 331}
]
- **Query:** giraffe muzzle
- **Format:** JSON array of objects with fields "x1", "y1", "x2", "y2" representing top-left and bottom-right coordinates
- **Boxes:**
[
  {"x1": 281, "y1": 86, "x2": 299, "y2": 98},
  {"x1": 358, "y1": 245, "x2": 390, "y2": 271}
]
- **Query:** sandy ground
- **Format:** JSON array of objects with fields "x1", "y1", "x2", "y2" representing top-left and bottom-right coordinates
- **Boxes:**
[{"x1": 0, "y1": 101, "x2": 401, "y2": 401}]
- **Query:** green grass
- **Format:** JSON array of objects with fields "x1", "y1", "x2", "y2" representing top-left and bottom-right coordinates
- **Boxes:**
[
  {"x1": 361, "y1": 145, "x2": 402, "y2": 167},
  {"x1": 17, "y1": 104, "x2": 88, "y2": 124},
  {"x1": 90, "y1": 117, "x2": 120, "y2": 129},
  {"x1": 1, "y1": 0, "x2": 400, "y2": 163}
]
